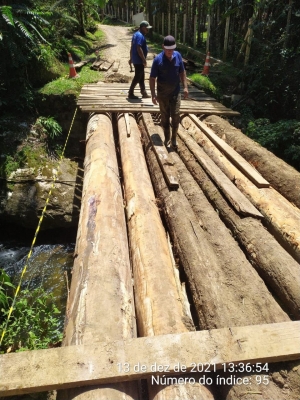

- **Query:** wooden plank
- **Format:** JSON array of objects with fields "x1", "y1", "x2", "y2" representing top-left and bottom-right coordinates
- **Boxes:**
[
  {"x1": 142, "y1": 113, "x2": 179, "y2": 189},
  {"x1": 178, "y1": 126, "x2": 263, "y2": 218},
  {"x1": 188, "y1": 114, "x2": 270, "y2": 188},
  {"x1": 112, "y1": 59, "x2": 120, "y2": 72},
  {"x1": 78, "y1": 106, "x2": 240, "y2": 116},
  {"x1": 0, "y1": 322, "x2": 299, "y2": 396},
  {"x1": 90, "y1": 60, "x2": 104, "y2": 70},
  {"x1": 78, "y1": 96, "x2": 218, "y2": 103},
  {"x1": 124, "y1": 112, "x2": 131, "y2": 137},
  {"x1": 99, "y1": 60, "x2": 113, "y2": 71}
]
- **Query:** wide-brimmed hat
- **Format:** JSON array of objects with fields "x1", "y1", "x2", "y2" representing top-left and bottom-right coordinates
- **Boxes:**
[
  {"x1": 163, "y1": 35, "x2": 176, "y2": 49},
  {"x1": 140, "y1": 20, "x2": 152, "y2": 29}
]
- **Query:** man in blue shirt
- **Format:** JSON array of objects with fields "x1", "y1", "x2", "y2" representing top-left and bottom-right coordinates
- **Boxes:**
[
  {"x1": 128, "y1": 21, "x2": 152, "y2": 99},
  {"x1": 150, "y1": 35, "x2": 188, "y2": 148}
]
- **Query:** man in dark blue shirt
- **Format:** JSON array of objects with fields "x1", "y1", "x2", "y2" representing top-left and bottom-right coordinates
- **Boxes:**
[
  {"x1": 128, "y1": 21, "x2": 152, "y2": 99},
  {"x1": 150, "y1": 35, "x2": 188, "y2": 148}
]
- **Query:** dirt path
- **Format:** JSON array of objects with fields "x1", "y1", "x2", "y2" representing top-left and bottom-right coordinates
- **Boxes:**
[{"x1": 99, "y1": 24, "x2": 155, "y2": 83}]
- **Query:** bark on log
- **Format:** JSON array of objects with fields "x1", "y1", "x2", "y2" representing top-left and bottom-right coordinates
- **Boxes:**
[
  {"x1": 140, "y1": 115, "x2": 288, "y2": 328},
  {"x1": 140, "y1": 116, "x2": 299, "y2": 400},
  {"x1": 203, "y1": 115, "x2": 300, "y2": 209},
  {"x1": 175, "y1": 135, "x2": 300, "y2": 319},
  {"x1": 117, "y1": 113, "x2": 214, "y2": 400},
  {"x1": 181, "y1": 116, "x2": 300, "y2": 263},
  {"x1": 57, "y1": 113, "x2": 139, "y2": 400}
]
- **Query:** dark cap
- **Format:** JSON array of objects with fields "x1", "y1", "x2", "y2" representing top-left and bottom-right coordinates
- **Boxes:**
[
  {"x1": 163, "y1": 35, "x2": 176, "y2": 49},
  {"x1": 140, "y1": 20, "x2": 152, "y2": 29}
]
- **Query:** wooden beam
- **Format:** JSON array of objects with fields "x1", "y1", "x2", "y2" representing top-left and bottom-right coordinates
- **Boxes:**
[
  {"x1": 178, "y1": 126, "x2": 263, "y2": 218},
  {"x1": 78, "y1": 106, "x2": 240, "y2": 116},
  {"x1": 124, "y1": 112, "x2": 131, "y2": 137},
  {"x1": 99, "y1": 60, "x2": 113, "y2": 71},
  {"x1": 188, "y1": 114, "x2": 270, "y2": 188},
  {"x1": 142, "y1": 113, "x2": 179, "y2": 189},
  {"x1": 1, "y1": 322, "x2": 299, "y2": 397},
  {"x1": 112, "y1": 59, "x2": 120, "y2": 72}
]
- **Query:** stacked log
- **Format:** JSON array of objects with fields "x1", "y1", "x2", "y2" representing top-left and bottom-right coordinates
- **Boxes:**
[
  {"x1": 140, "y1": 113, "x2": 296, "y2": 400},
  {"x1": 175, "y1": 133, "x2": 300, "y2": 319},
  {"x1": 203, "y1": 115, "x2": 300, "y2": 209},
  {"x1": 180, "y1": 116, "x2": 300, "y2": 263},
  {"x1": 117, "y1": 113, "x2": 214, "y2": 399},
  {"x1": 57, "y1": 114, "x2": 139, "y2": 400}
]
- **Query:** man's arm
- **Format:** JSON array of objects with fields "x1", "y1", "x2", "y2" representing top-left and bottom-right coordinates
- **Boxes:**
[
  {"x1": 137, "y1": 45, "x2": 147, "y2": 66},
  {"x1": 149, "y1": 77, "x2": 158, "y2": 105},
  {"x1": 129, "y1": 43, "x2": 132, "y2": 64},
  {"x1": 179, "y1": 69, "x2": 189, "y2": 99}
]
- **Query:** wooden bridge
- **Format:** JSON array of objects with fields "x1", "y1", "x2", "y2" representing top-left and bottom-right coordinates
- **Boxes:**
[
  {"x1": 1, "y1": 82, "x2": 300, "y2": 400},
  {"x1": 77, "y1": 82, "x2": 240, "y2": 116}
]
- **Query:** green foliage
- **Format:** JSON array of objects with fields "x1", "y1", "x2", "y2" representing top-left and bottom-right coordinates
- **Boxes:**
[
  {"x1": 246, "y1": 119, "x2": 300, "y2": 171},
  {"x1": 36, "y1": 116, "x2": 62, "y2": 140},
  {"x1": 0, "y1": 4, "x2": 50, "y2": 110},
  {"x1": 189, "y1": 73, "x2": 220, "y2": 99},
  {"x1": 0, "y1": 270, "x2": 14, "y2": 308},
  {"x1": 0, "y1": 287, "x2": 63, "y2": 353},
  {"x1": 39, "y1": 65, "x2": 102, "y2": 96},
  {"x1": 2, "y1": 155, "x2": 21, "y2": 178}
]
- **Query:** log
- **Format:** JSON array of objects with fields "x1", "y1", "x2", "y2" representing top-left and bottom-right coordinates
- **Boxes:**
[
  {"x1": 142, "y1": 113, "x2": 179, "y2": 189},
  {"x1": 181, "y1": 116, "x2": 300, "y2": 263},
  {"x1": 140, "y1": 115, "x2": 298, "y2": 400},
  {"x1": 57, "y1": 113, "x2": 139, "y2": 400},
  {"x1": 140, "y1": 114, "x2": 289, "y2": 329},
  {"x1": 176, "y1": 135, "x2": 300, "y2": 319},
  {"x1": 177, "y1": 126, "x2": 263, "y2": 219},
  {"x1": 74, "y1": 60, "x2": 89, "y2": 69},
  {"x1": 188, "y1": 114, "x2": 270, "y2": 187},
  {"x1": 0, "y1": 322, "x2": 299, "y2": 397},
  {"x1": 117, "y1": 113, "x2": 214, "y2": 400},
  {"x1": 204, "y1": 115, "x2": 300, "y2": 209}
]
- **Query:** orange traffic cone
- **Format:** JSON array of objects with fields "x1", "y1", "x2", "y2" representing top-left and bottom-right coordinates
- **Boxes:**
[
  {"x1": 201, "y1": 52, "x2": 210, "y2": 75},
  {"x1": 68, "y1": 53, "x2": 78, "y2": 78}
]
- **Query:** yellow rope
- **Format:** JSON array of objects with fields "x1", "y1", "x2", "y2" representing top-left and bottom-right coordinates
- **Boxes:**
[{"x1": 0, "y1": 107, "x2": 78, "y2": 346}]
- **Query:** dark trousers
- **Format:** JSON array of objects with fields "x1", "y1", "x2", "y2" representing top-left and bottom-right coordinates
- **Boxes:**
[
  {"x1": 129, "y1": 64, "x2": 145, "y2": 94},
  {"x1": 158, "y1": 93, "x2": 181, "y2": 143}
]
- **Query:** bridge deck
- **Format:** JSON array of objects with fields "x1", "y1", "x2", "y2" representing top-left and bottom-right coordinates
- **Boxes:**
[{"x1": 77, "y1": 82, "x2": 240, "y2": 116}]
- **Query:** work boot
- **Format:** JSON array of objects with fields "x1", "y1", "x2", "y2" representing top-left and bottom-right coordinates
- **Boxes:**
[
  {"x1": 163, "y1": 128, "x2": 170, "y2": 147},
  {"x1": 171, "y1": 131, "x2": 178, "y2": 149},
  {"x1": 141, "y1": 90, "x2": 151, "y2": 98},
  {"x1": 128, "y1": 92, "x2": 139, "y2": 99}
]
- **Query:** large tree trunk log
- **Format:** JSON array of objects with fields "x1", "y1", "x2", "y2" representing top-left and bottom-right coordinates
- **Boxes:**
[
  {"x1": 117, "y1": 113, "x2": 214, "y2": 400},
  {"x1": 140, "y1": 114, "x2": 288, "y2": 328},
  {"x1": 175, "y1": 135, "x2": 300, "y2": 319},
  {"x1": 203, "y1": 115, "x2": 300, "y2": 209},
  {"x1": 140, "y1": 115, "x2": 299, "y2": 400},
  {"x1": 180, "y1": 116, "x2": 300, "y2": 263},
  {"x1": 57, "y1": 114, "x2": 139, "y2": 400}
]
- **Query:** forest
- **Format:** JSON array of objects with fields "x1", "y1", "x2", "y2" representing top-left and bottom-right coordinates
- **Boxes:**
[{"x1": 0, "y1": 0, "x2": 300, "y2": 169}]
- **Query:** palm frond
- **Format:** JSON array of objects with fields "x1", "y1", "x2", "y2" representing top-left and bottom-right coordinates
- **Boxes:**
[
  {"x1": 50, "y1": 0, "x2": 70, "y2": 12},
  {"x1": 1, "y1": 6, "x2": 15, "y2": 27},
  {"x1": 14, "y1": 20, "x2": 34, "y2": 42},
  {"x1": 26, "y1": 22, "x2": 49, "y2": 43}
]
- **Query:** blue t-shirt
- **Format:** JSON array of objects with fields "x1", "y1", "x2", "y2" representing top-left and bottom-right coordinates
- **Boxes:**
[
  {"x1": 131, "y1": 31, "x2": 148, "y2": 64},
  {"x1": 150, "y1": 51, "x2": 185, "y2": 97}
]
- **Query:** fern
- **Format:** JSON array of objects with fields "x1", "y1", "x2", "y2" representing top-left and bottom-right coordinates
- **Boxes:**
[{"x1": 0, "y1": 6, "x2": 14, "y2": 26}]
